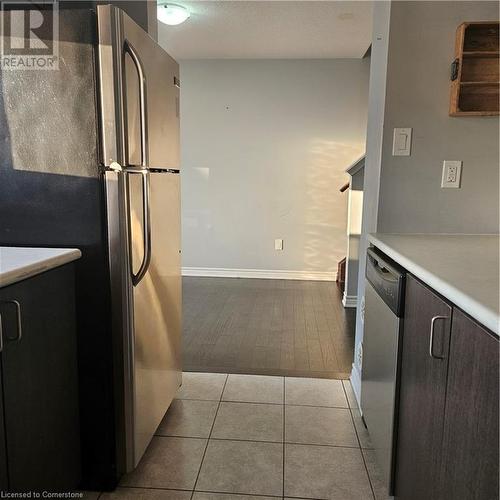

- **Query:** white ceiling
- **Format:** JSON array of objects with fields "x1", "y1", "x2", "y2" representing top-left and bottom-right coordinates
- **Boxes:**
[{"x1": 157, "y1": 1, "x2": 373, "y2": 59}]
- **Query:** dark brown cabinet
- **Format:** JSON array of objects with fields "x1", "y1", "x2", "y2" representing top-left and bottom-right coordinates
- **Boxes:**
[
  {"x1": 394, "y1": 275, "x2": 452, "y2": 500},
  {"x1": 439, "y1": 309, "x2": 499, "y2": 500},
  {"x1": 0, "y1": 264, "x2": 81, "y2": 491},
  {"x1": 395, "y1": 275, "x2": 499, "y2": 500}
]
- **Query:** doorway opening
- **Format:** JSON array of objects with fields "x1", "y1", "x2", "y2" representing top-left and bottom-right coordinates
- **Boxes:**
[{"x1": 159, "y1": 2, "x2": 372, "y2": 381}]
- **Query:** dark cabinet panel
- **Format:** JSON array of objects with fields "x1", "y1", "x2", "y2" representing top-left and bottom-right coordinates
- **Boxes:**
[
  {"x1": 0, "y1": 265, "x2": 80, "y2": 491},
  {"x1": 439, "y1": 309, "x2": 499, "y2": 500},
  {"x1": 0, "y1": 360, "x2": 7, "y2": 490},
  {"x1": 394, "y1": 275, "x2": 452, "y2": 500}
]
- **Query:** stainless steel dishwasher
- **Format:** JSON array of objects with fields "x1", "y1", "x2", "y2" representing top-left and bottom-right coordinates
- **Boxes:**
[{"x1": 361, "y1": 247, "x2": 406, "y2": 496}]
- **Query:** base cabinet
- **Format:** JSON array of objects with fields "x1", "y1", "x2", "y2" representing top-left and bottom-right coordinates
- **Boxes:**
[
  {"x1": 0, "y1": 264, "x2": 81, "y2": 491},
  {"x1": 394, "y1": 275, "x2": 452, "y2": 500},
  {"x1": 395, "y1": 275, "x2": 499, "y2": 500},
  {"x1": 439, "y1": 309, "x2": 499, "y2": 500}
]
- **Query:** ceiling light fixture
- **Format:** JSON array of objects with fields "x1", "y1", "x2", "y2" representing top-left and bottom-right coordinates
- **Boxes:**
[{"x1": 157, "y1": 3, "x2": 190, "y2": 26}]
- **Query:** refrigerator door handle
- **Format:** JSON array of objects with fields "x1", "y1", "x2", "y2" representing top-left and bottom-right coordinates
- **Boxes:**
[
  {"x1": 123, "y1": 39, "x2": 149, "y2": 167},
  {"x1": 123, "y1": 40, "x2": 152, "y2": 286},
  {"x1": 126, "y1": 169, "x2": 152, "y2": 287}
]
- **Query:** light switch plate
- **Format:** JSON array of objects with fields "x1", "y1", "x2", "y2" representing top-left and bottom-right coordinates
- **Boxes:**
[
  {"x1": 441, "y1": 160, "x2": 462, "y2": 188},
  {"x1": 274, "y1": 238, "x2": 283, "y2": 251},
  {"x1": 392, "y1": 128, "x2": 412, "y2": 156}
]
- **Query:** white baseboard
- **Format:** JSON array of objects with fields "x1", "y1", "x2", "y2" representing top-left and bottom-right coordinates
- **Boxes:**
[
  {"x1": 350, "y1": 362, "x2": 362, "y2": 411},
  {"x1": 182, "y1": 267, "x2": 337, "y2": 281},
  {"x1": 342, "y1": 292, "x2": 358, "y2": 308}
]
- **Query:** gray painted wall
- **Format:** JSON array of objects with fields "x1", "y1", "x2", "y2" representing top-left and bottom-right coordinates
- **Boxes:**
[
  {"x1": 378, "y1": 1, "x2": 499, "y2": 233},
  {"x1": 352, "y1": 0, "x2": 499, "y2": 404},
  {"x1": 180, "y1": 59, "x2": 369, "y2": 276}
]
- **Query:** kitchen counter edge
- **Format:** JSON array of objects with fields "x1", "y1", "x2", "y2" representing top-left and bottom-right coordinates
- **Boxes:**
[
  {"x1": 368, "y1": 234, "x2": 499, "y2": 335},
  {"x1": 0, "y1": 247, "x2": 82, "y2": 289}
]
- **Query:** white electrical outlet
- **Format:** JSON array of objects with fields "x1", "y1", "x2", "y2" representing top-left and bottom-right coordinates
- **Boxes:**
[
  {"x1": 441, "y1": 160, "x2": 462, "y2": 188},
  {"x1": 356, "y1": 343, "x2": 363, "y2": 368},
  {"x1": 274, "y1": 239, "x2": 283, "y2": 251}
]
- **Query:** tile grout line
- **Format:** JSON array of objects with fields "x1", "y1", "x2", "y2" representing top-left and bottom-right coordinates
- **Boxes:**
[
  {"x1": 196, "y1": 490, "x2": 282, "y2": 499},
  {"x1": 115, "y1": 485, "x2": 193, "y2": 493},
  {"x1": 116, "y1": 484, "x2": 285, "y2": 498},
  {"x1": 341, "y1": 380, "x2": 376, "y2": 500},
  {"x1": 176, "y1": 396, "x2": 350, "y2": 410},
  {"x1": 282, "y1": 376, "x2": 286, "y2": 499},
  {"x1": 153, "y1": 433, "x2": 371, "y2": 450},
  {"x1": 113, "y1": 484, "x2": 330, "y2": 500},
  {"x1": 190, "y1": 373, "x2": 229, "y2": 499}
]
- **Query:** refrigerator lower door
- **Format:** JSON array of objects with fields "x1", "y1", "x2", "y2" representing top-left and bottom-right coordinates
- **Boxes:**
[{"x1": 127, "y1": 170, "x2": 182, "y2": 467}]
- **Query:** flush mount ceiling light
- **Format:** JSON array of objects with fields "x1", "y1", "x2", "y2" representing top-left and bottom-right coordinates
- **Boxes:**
[{"x1": 157, "y1": 3, "x2": 190, "y2": 26}]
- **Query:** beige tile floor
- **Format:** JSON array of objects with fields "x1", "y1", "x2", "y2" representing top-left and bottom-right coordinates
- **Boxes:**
[{"x1": 91, "y1": 373, "x2": 388, "y2": 500}]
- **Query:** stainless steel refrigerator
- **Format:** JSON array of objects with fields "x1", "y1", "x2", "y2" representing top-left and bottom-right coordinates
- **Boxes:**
[
  {"x1": 0, "y1": 4, "x2": 181, "y2": 488},
  {"x1": 98, "y1": 5, "x2": 182, "y2": 471}
]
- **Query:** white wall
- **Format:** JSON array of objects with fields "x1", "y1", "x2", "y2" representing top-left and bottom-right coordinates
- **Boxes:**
[
  {"x1": 351, "y1": 0, "x2": 391, "y2": 402},
  {"x1": 180, "y1": 59, "x2": 369, "y2": 279}
]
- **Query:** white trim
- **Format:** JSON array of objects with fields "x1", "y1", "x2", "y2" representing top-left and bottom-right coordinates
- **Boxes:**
[
  {"x1": 342, "y1": 292, "x2": 358, "y2": 308},
  {"x1": 182, "y1": 267, "x2": 337, "y2": 281},
  {"x1": 350, "y1": 362, "x2": 362, "y2": 411}
]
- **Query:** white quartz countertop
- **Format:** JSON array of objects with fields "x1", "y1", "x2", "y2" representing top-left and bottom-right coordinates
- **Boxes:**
[
  {"x1": 0, "y1": 247, "x2": 82, "y2": 288},
  {"x1": 368, "y1": 234, "x2": 499, "y2": 335}
]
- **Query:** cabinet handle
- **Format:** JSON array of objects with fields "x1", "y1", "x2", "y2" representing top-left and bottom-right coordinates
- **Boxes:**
[
  {"x1": 429, "y1": 315, "x2": 447, "y2": 359},
  {"x1": 0, "y1": 300, "x2": 22, "y2": 343},
  {"x1": 0, "y1": 314, "x2": 3, "y2": 352}
]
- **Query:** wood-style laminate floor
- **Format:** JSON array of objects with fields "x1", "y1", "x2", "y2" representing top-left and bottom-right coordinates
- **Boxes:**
[{"x1": 182, "y1": 277, "x2": 356, "y2": 379}]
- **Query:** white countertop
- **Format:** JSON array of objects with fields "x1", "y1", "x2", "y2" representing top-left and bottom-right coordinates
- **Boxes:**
[
  {"x1": 368, "y1": 234, "x2": 499, "y2": 335},
  {"x1": 0, "y1": 247, "x2": 82, "y2": 288}
]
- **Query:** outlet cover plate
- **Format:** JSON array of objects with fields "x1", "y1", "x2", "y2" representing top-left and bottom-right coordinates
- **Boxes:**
[{"x1": 441, "y1": 160, "x2": 462, "y2": 188}]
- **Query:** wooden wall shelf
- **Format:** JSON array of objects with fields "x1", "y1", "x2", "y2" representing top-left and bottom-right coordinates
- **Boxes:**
[{"x1": 449, "y1": 22, "x2": 499, "y2": 116}]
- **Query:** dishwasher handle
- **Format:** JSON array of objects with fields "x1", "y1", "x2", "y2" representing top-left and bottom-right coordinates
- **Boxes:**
[
  {"x1": 367, "y1": 255, "x2": 399, "y2": 283},
  {"x1": 366, "y1": 247, "x2": 406, "y2": 317},
  {"x1": 367, "y1": 248, "x2": 402, "y2": 281}
]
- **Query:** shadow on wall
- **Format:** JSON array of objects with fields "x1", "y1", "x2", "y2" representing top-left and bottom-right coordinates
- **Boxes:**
[
  {"x1": 304, "y1": 139, "x2": 364, "y2": 272},
  {"x1": 0, "y1": 74, "x2": 13, "y2": 175}
]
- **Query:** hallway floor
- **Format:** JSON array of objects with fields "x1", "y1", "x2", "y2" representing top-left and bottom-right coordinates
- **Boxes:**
[
  {"x1": 183, "y1": 278, "x2": 356, "y2": 379},
  {"x1": 103, "y1": 372, "x2": 386, "y2": 500}
]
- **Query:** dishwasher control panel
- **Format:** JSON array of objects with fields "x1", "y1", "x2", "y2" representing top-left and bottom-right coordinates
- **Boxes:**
[{"x1": 366, "y1": 247, "x2": 406, "y2": 317}]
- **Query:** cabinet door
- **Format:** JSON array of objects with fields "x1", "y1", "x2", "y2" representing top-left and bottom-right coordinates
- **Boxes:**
[
  {"x1": 0, "y1": 360, "x2": 7, "y2": 489},
  {"x1": 0, "y1": 265, "x2": 80, "y2": 491},
  {"x1": 438, "y1": 309, "x2": 499, "y2": 500},
  {"x1": 394, "y1": 275, "x2": 452, "y2": 500}
]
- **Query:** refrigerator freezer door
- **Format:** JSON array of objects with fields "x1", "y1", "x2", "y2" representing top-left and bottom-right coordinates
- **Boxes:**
[
  {"x1": 126, "y1": 171, "x2": 182, "y2": 466},
  {"x1": 98, "y1": 5, "x2": 180, "y2": 170}
]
